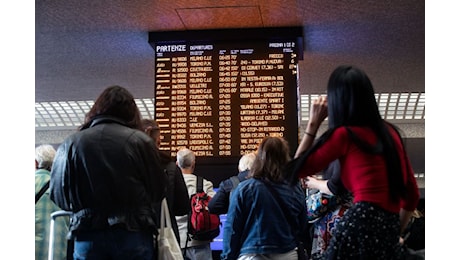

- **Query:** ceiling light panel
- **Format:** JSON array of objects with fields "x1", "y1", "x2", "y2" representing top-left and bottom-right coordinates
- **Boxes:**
[{"x1": 35, "y1": 93, "x2": 424, "y2": 130}]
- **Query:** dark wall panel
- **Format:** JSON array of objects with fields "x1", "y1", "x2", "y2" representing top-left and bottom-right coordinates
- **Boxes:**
[{"x1": 404, "y1": 138, "x2": 425, "y2": 174}]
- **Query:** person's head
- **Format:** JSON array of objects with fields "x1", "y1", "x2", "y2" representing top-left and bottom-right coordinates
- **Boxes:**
[
  {"x1": 250, "y1": 136, "x2": 291, "y2": 182},
  {"x1": 80, "y1": 85, "x2": 142, "y2": 130},
  {"x1": 326, "y1": 65, "x2": 381, "y2": 128},
  {"x1": 176, "y1": 148, "x2": 196, "y2": 171},
  {"x1": 141, "y1": 119, "x2": 161, "y2": 148},
  {"x1": 35, "y1": 144, "x2": 56, "y2": 171},
  {"x1": 238, "y1": 152, "x2": 256, "y2": 172}
]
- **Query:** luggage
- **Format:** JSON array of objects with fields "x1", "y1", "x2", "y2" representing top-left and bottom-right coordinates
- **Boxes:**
[{"x1": 48, "y1": 210, "x2": 73, "y2": 260}]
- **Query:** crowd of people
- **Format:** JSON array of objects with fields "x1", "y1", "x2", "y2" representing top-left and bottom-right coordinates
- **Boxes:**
[{"x1": 35, "y1": 65, "x2": 422, "y2": 260}]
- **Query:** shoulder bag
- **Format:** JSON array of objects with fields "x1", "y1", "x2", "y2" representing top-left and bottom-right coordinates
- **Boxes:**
[
  {"x1": 305, "y1": 188, "x2": 338, "y2": 222},
  {"x1": 158, "y1": 198, "x2": 184, "y2": 260}
]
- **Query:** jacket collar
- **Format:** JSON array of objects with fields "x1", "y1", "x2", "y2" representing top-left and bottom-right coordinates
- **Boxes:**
[{"x1": 89, "y1": 116, "x2": 128, "y2": 128}]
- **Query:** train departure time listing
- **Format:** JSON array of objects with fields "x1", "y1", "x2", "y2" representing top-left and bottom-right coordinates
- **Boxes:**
[{"x1": 154, "y1": 40, "x2": 300, "y2": 157}]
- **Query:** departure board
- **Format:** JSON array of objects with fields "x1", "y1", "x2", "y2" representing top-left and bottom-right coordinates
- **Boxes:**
[{"x1": 149, "y1": 27, "x2": 303, "y2": 159}]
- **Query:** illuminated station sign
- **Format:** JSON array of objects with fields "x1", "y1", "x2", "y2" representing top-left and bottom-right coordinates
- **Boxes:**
[{"x1": 149, "y1": 27, "x2": 303, "y2": 159}]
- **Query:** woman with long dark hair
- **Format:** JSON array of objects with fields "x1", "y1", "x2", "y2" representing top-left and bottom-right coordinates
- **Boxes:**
[{"x1": 294, "y1": 66, "x2": 420, "y2": 259}]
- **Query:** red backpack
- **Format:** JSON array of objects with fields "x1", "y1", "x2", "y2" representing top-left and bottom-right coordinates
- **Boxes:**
[{"x1": 187, "y1": 176, "x2": 220, "y2": 241}]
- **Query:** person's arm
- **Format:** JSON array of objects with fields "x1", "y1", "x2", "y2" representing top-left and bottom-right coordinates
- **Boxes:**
[
  {"x1": 303, "y1": 176, "x2": 333, "y2": 195},
  {"x1": 50, "y1": 142, "x2": 72, "y2": 211},
  {"x1": 294, "y1": 96, "x2": 328, "y2": 158},
  {"x1": 204, "y1": 179, "x2": 216, "y2": 197},
  {"x1": 141, "y1": 139, "x2": 167, "y2": 204},
  {"x1": 209, "y1": 173, "x2": 244, "y2": 214},
  {"x1": 399, "y1": 208, "x2": 415, "y2": 235},
  {"x1": 208, "y1": 187, "x2": 230, "y2": 215}
]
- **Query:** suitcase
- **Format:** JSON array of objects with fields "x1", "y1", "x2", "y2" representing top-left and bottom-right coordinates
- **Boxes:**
[{"x1": 48, "y1": 210, "x2": 73, "y2": 260}]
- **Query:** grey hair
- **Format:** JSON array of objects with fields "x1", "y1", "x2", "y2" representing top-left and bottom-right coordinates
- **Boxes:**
[
  {"x1": 35, "y1": 144, "x2": 56, "y2": 170},
  {"x1": 176, "y1": 148, "x2": 195, "y2": 169},
  {"x1": 238, "y1": 152, "x2": 256, "y2": 172}
]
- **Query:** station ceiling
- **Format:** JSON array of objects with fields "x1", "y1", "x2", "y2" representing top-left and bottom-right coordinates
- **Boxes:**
[{"x1": 35, "y1": 0, "x2": 425, "y2": 129}]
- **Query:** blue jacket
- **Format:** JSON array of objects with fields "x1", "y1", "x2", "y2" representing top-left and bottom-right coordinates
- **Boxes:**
[{"x1": 221, "y1": 178, "x2": 308, "y2": 260}]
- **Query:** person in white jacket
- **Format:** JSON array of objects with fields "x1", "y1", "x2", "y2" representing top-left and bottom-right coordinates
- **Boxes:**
[{"x1": 175, "y1": 148, "x2": 216, "y2": 260}]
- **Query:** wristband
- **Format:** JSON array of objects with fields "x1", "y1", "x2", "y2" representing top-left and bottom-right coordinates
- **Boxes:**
[{"x1": 305, "y1": 132, "x2": 316, "y2": 138}]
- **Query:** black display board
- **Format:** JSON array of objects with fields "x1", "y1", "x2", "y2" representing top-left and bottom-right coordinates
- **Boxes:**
[{"x1": 149, "y1": 27, "x2": 304, "y2": 184}]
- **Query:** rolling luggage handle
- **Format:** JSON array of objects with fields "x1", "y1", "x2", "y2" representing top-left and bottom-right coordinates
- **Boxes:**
[{"x1": 48, "y1": 210, "x2": 72, "y2": 260}]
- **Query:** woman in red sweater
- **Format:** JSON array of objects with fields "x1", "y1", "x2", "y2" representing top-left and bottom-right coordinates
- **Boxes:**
[{"x1": 294, "y1": 65, "x2": 420, "y2": 259}]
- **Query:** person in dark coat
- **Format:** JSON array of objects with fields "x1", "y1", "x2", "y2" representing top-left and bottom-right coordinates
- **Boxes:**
[
  {"x1": 141, "y1": 118, "x2": 190, "y2": 245},
  {"x1": 50, "y1": 85, "x2": 167, "y2": 260}
]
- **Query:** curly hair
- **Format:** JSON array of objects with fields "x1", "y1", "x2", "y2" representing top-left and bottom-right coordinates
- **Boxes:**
[{"x1": 79, "y1": 85, "x2": 142, "y2": 130}]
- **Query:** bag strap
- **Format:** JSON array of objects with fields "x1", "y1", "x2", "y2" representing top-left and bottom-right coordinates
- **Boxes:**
[
  {"x1": 35, "y1": 180, "x2": 50, "y2": 204},
  {"x1": 160, "y1": 198, "x2": 172, "y2": 231},
  {"x1": 196, "y1": 175, "x2": 204, "y2": 193},
  {"x1": 229, "y1": 176, "x2": 240, "y2": 191}
]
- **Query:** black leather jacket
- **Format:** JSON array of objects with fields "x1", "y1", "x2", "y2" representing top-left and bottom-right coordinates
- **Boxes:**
[{"x1": 50, "y1": 116, "x2": 166, "y2": 236}]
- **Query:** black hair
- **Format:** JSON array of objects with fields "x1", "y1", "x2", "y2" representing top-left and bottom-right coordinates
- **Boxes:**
[{"x1": 307, "y1": 65, "x2": 407, "y2": 202}]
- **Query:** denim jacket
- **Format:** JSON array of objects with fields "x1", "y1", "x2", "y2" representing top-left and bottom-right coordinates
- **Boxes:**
[{"x1": 221, "y1": 178, "x2": 308, "y2": 260}]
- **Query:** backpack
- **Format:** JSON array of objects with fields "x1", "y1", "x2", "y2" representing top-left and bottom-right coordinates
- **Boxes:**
[{"x1": 187, "y1": 176, "x2": 220, "y2": 241}]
